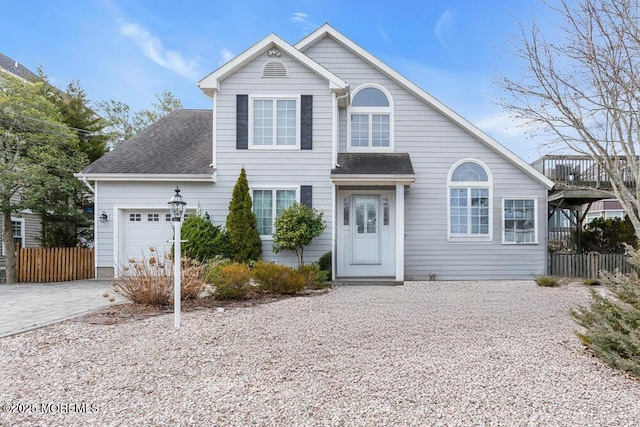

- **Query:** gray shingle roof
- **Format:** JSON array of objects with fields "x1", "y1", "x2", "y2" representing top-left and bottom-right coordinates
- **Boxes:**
[
  {"x1": 331, "y1": 153, "x2": 414, "y2": 175},
  {"x1": 81, "y1": 109, "x2": 213, "y2": 175},
  {"x1": 0, "y1": 53, "x2": 38, "y2": 82}
]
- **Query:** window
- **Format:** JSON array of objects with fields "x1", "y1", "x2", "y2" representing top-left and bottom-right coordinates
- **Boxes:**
[
  {"x1": 252, "y1": 189, "x2": 297, "y2": 236},
  {"x1": 448, "y1": 160, "x2": 492, "y2": 239},
  {"x1": 2, "y1": 218, "x2": 25, "y2": 255},
  {"x1": 348, "y1": 85, "x2": 393, "y2": 150},
  {"x1": 605, "y1": 210, "x2": 624, "y2": 219},
  {"x1": 148, "y1": 213, "x2": 159, "y2": 222},
  {"x1": 503, "y1": 199, "x2": 537, "y2": 244},
  {"x1": 250, "y1": 97, "x2": 298, "y2": 148},
  {"x1": 129, "y1": 213, "x2": 141, "y2": 222}
]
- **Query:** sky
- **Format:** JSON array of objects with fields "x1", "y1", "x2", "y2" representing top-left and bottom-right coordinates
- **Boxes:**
[{"x1": 0, "y1": 0, "x2": 561, "y2": 162}]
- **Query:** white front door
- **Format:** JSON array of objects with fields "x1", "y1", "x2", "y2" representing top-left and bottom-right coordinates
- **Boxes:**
[{"x1": 338, "y1": 191, "x2": 395, "y2": 277}]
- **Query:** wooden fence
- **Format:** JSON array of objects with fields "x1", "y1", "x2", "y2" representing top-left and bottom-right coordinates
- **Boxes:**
[
  {"x1": 17, "y1": 246, "x2": 94, "y2": 282},
  {"x1": 549, "y1": 253, "x2": 634, "y2": 279}
]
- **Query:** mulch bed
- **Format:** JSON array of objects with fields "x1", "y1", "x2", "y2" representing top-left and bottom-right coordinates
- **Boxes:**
[{"x1": 72, "y1": 289, "x2": 330, "y2": 326}]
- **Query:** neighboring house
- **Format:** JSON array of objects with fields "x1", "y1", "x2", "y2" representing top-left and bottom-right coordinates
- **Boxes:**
[
  {"x1": 585, "y1": 199, "x2": 625, "y2": 223},
  {"x1": 76, "y1": 24, "x2": 553, "y2": 281},
  {"x1": 0, "y1": 53, "x2": 43, "y2": 274}
]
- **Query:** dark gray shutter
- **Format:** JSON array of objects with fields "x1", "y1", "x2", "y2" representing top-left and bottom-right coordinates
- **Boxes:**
[
  {"x1": 300, "y1": 185, "x2": 312, "y2": 208},
  {"x1": 301, "y1": 95, "x2": 312, "y2": 150},
  {"x1": 236, "y1": 95, "x2": 248, "y2": 149}
]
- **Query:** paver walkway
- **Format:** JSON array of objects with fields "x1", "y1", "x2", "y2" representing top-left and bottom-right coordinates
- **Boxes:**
[{"x1": 0, "y1": 280, "x2": 124, "y2": 338}]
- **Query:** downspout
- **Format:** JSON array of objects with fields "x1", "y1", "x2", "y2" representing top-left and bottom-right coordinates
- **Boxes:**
[
  {"x1": 332, "y1": 88, "x2": 350, "y2": 281},
  {"x1": 80, "y1": 176, "x2": 95, "y2": 194}
]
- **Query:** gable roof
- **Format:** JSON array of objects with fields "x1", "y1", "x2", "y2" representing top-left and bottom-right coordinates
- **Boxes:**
[
  {"x1": 296, "y1": 24, "x2": 554, "y2": 190},
  {"x1": 0, "y1": 53, "x2": 38, "y2": 82},
  {"x1": 198, "y1": 33, "x2": 348, "y2": 96},
  {"x1": 76, "y1": 109, "x2": 214, "y2": 181}
]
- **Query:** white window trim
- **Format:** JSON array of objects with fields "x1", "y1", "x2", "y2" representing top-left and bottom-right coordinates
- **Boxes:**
[
  {"x1": 248, "y1": 95, "x2": 300, "y2": 150},
  {"x1": 2, "y1": 217, "x2": 26, "y2": 256},
  {"x1": 447, "y1": 159, "x2": 493, "y2": 241},
  {"x1": 502, "y1": 198, "x2": 539, "y2": 245},
  {"x1": 347, "y1": 84, "x2": 394, "y2": 152},
  {"x1": 251, "y1": 186, "x2": 300, "y2": 239}
]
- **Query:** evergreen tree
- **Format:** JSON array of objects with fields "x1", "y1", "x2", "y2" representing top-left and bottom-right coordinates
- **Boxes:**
[
  {"x1": 35, "y1": 73, "x2": 107, "y2": 247},
  {"x1": 0, "y1": 75, "x2": 86, "y2": 282},
  {"x1": 181, "y1": 214, "x2": 228, "y2": 261},
  {"x1": 225, "y1": 168, "x2": 261, "y2": 262},
  {"x1": 95, "y1": 90, "x2": 183, "y2": 148}
]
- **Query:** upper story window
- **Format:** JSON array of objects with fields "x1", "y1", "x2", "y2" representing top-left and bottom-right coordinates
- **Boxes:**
[
  {"x1": 250, "y1": 96, "x2": 299, "y2": 148},
  {"x1": 448, "y1": 160, "x2": 492, "y2": 240},
  {"x1": 348, "y1": 85, "x2": 393, "y2": 151}
]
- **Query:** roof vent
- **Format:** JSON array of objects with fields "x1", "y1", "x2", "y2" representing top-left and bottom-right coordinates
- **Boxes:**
[{"x1": 262, "y1": 60, "x2": 288, "y2": 78}]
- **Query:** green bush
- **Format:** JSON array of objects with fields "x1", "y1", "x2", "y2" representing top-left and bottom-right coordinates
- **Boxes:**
[
  {"x1": 252, "y1": 261, "x2": 305, "y2": 295},
  {"x1": 181, "y1": 215, "x2": 228, "y2": 261},
  {"x1": 535, "y1": 276, "x2": 559, "y2": 287},
  {"x1": 571, "y1": 248, "x2": 640, "y2": 378},
  {"x1": 226, "y1": 167, "x2": 262, "y2": 263},
  {"x1": 273, "y1": 202, "x2": 326, "y2": 267},
  {"x1": 584, "y1": 278, "x2": 601, "y2": 286},
  {"x1": 318, "y1": 251, "x2": 332, "y2": 278},
  {"x1": 581, "y1": 216, "x2": 637, "y2": 253},
  {"x1": 297, "y1": 263, "x2": 329, "y2": 289},
  {"x1": 209, "y1": 262, "x2": 252, "y2": 300}
]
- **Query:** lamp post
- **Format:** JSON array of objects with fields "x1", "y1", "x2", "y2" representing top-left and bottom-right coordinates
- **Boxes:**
[{"x1": 168, "y1": 186, "x2": 187, "y2": 329}]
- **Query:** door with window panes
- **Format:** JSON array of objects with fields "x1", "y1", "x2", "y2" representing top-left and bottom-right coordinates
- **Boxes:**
[{"x1": 337, "y1": 190, "x2": 395, "y2": 277}]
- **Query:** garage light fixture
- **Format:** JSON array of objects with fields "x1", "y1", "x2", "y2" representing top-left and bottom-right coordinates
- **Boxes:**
[{"x1": 99, "y1": 211, "x2": 108, "y2": 223}]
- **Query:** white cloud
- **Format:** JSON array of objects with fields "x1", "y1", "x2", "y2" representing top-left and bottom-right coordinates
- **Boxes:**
[
  {"x1": 434, "y1": 8, "x2": 457, "y2": 54},
  {"x1": 219, "y1": 48, "x2": 234, "y2": 65},
  {"x1": 119, "y1": 21, "x2": 201, "y2": 80},
  {"x1": 290, "y1": 12, "x2": 317, "y2": 32}
]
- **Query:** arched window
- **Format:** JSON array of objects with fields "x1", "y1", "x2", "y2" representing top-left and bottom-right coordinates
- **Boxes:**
[
  {"x1": 348, "y1": 85, "x2": 393, "y2": 150},
  {"x1": 448, "y1": 160, "x2": 492, "y2": 239}
]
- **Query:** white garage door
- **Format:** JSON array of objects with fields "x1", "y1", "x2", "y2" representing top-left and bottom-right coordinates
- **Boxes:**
[{"x1": 121, "y1": 210, "x2": 175, "y2": 264}]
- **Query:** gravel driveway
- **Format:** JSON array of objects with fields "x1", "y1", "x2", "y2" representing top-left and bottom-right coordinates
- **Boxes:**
[{"x1": 1, "y1": 281, "x2": 639, "y2": 426}]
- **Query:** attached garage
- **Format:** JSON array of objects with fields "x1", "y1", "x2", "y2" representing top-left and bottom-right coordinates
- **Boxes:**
[{"x1": 120, "y1": 210, "x2": 175, "y2": 266}]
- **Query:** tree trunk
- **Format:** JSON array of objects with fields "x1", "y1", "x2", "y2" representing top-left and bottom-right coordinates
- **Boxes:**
[{"x1": 3, "y1": 211, "x2": 16, "y2": 283}]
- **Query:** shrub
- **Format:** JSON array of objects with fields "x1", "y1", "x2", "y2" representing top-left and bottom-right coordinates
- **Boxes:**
[
  {"x1": 252, "y1": 261, "x2": 305, "y2": 295},
  {"x1": 112, "y1": 248, "x2": 205, "y2": 306},
  {"x1": 584, "y1": 278, "x2": 601, "y2": 286},
  {"x1": 208, "y1": 262, "x2": 252, "y2": 300},
  {"x1": 535, "y1": 276, "x2": 559, "y2": 287},
  {"x1": 181, "y1": 214, "x2": 228, "y2": 261},
  {"x1": 226, "y1": 167, "x2": 262, "y2": 263},
  {"x1": 297, "y1": 263, "x2": 330, "y2": 289},
  {"x1": 273, "y1": 202, "x2": 326, "y2": 267},
  {"x1": 581, "y1": 216, "x2": 637, "y2": 253},
  {"x1": 318, "y1": 251, "x2": 332, "y2": 278},
  {"x1": 571, "y1": 247, "x2": 640, "y2": 378}
]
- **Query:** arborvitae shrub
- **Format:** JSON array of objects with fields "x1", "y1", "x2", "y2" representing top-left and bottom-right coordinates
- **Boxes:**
[
  {"x1": 226, "y1": 167, "x2": 262, "y2": 263},
  {"x1": 181, "y1": 215, "x2": 228, "y2": 261}
]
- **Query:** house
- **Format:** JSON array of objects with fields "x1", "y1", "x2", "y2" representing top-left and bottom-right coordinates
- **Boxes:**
[
  {"x1": 76, "y1": 24, "x2": 554, "y2": 281},
  {"x1": 0, "y1": 53, "x2": 42, "y2": 275}
]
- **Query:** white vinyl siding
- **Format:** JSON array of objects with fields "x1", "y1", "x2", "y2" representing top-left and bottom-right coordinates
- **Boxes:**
[{"x1": 303, "y1": 36, "x2": 548, "y2": 279}]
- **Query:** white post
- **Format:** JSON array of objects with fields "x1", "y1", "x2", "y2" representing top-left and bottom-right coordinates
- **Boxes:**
[{"x1": 174, "y1": 220, "x2": 182, "y2": 329}]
